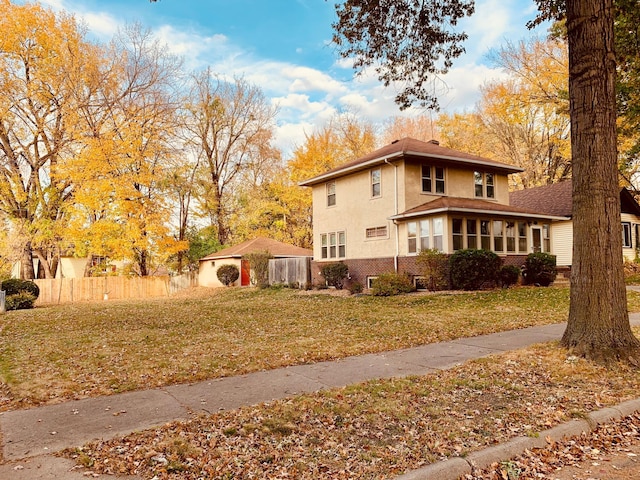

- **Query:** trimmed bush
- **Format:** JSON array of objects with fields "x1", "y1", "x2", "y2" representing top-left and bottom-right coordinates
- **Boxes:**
[
  {"x1": 449, "y1": 249, "x2": 501, "y2": 291},
  {"x1": 5, "y1": 291, "x2": 37, "y2": 310},
  {"x1": 1, "y1": 278, "x2": 40, "y2": 298},
  {"x1": 416, "y1": 248, "x2": 450, "y2": 291},
  {"x1": 523, "y1": 252, "x2": 557, "y2": 286},
  {"x1": 499, "y1": 265, "x2": 521, "y2": 288},
  {"x1": 347, "y1": 280, "x2": 363, "y2": 294},
  {"x1": 320, "y1": 262, "x2": 349, "y2": 290},
  {"x1": 217, "y1": 264, "x2": 240, "y2": 286},
  {"x1": 371, "y1": 273, "x2": 416, "y2": 296}
]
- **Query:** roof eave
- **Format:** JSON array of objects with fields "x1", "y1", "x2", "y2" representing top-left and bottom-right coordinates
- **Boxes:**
[
  {"x1": 298, "y1": 153, "x2": 403, "y2": 187},
  {"x1": 403, "y1": 150, "x2": 525, "y2": 174},
  {"x1": 389, "y1": 207, "x2": 569, "y2": 222},
  {"x1": 298, "y1": 151, "x2": 523, "y2": 187}
]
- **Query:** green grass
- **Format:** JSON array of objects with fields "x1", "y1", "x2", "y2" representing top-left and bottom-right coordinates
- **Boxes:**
[{"x1": 0, "y1": 286, "x2": 639, "y2": 410}]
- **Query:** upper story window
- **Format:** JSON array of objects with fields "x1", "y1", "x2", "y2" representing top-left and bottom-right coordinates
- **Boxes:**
[
  {"x1": 327, "y1": 181, "x2": 336, "y2": 207},
  {"x1": 474, "y1": 172, "x2": 495, "y2": 199},
  {"x1": 371, "y1": 168, "x2": 381, "y2": 198},
  {"x1": 422, "y1": 165, "x2": 445, "y2": 194}
]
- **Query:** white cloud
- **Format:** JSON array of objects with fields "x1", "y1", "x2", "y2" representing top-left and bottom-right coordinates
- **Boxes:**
[
  {"x1": 285, "y1": 66, "x2": 346, "y2": 95},
  {"x1": 27, "y1": 0, "x2": 534, "y2": 157}
]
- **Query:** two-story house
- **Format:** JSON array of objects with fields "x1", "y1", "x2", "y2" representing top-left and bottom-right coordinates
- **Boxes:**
[{"x1": 299, "y1": 137, "x2": 565, "y2": 288}]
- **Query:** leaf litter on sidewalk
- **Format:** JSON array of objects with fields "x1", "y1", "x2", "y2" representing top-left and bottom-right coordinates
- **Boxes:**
[{"x1": 65, "y1": 336, "x2": 640, "y2": 479}]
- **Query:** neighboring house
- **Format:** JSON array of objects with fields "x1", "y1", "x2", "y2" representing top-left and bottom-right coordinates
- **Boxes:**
[
  {"x1": 198, "y1": 237, "x2": 313, "y2": 288},
  {"x1": 299, "y1": 137, "x2": 565, "y2": 288},
  {"x1": 12, "y1": 255, "x2": 126, "y2": 279},
  {"x1": 510, "y1": 181, "x2": 640, "y2": 266}
]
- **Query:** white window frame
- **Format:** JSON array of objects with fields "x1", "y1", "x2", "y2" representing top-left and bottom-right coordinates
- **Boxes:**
[
  {"x1": 327, "y1": 181, "x2": 336, "y2": 207},
  {"x1": 623, "y1": 222, "x2": 632, "y2": 248},
  {"x1": 371, "y1": 168, "x2": 381, "y2": 198},
  {"x1": 320, "y1": 230, "x2": 346, "y2": 259}
]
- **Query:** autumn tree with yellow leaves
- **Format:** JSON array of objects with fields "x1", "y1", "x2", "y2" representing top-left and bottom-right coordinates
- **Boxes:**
[
  {"x1": 0, "y1": 0, "x2": 92, "y2": 279},
  {"x1": 436, "y1": 37, "x2": 571, "y2": 189},
  {"x1": 0, "y1": 2, "x2": 188, "y2": 278},
  {"x1": 67, "y1": 25, "x2": 187, "y2": 276}
]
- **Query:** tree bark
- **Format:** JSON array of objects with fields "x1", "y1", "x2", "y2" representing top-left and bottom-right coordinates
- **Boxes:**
[
  {"x1": 561, "y1": 0, "x2": 640, "y2": 362},
  {"x1": 20, "y1": 241, "x2": 35, "y2": 280}
]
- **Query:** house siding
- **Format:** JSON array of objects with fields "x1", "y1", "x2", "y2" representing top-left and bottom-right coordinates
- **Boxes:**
[
  {"x1": 311, "y1": 164, "x2": 399, "y2": 261},
  {"x1": 198, "y1": 258, "x2": 242, "y2": 288},
  {"x1": 551, "y1": 220, "x2": 573, "y2": 267},
  {"x1": 622, "y1": 212, "x2": 640, "y2": 262}
]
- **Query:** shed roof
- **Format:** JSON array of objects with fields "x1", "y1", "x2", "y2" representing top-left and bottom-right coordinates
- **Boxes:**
[
  {"x1": 199, "y1": 237, "x2": 312, "y2": 261},
  {"x1": 299, "y1": 137, "x2": 524, "y2": 186}
]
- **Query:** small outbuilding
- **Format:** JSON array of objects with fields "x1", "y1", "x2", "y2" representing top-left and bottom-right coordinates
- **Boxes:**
[{"x1": 198, "y1": 237, "x2": 313, "y2": 288}]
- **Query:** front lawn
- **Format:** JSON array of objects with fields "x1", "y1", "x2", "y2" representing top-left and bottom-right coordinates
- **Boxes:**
[{"x1": 1, "y1": 286, "x2": 639, "y2": 411}]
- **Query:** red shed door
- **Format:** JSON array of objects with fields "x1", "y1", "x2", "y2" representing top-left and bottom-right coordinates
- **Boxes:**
[{"x1": 240, "y1": 260, "x2": 251, "y2": 286}]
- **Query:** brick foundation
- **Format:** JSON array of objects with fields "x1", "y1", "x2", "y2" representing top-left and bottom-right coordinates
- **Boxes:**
[{"x1": 312, "y1": 254, "x2": 537, "y2": 288}]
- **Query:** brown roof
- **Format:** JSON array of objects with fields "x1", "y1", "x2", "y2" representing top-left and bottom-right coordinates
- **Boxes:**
[
  {"x1": 510, "y1": 181, "x2": 640, "y2": 217},
  {"x1": 199, "y1": 237, "x2": 312, "y2": 261},
  {"x1": 509, "y1": 181, "x2": 573, "y2": 217},
  {"x1": 390, "y1": 196, "x2": 565, "y2": 220},
  {"x1": 299, "y1": 137, "x2": 524, "y2": 186}
]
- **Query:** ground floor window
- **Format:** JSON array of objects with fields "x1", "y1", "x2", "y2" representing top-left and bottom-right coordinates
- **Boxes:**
[
  {"x1": 407, "y1": 215, "x2": 551, "y2": 255},
  {"x1": 506, "y1": 221, "x2": 516, "y2": 252},
  {"x1": 623, "y1": 222, "x2": 632, "y2": 248},
  {"x1": 320, "y1": 231, "x2": 346, "y2": 259},
  {"x1": 407, "y1": 217, "x2": 444, "y2": 254}
]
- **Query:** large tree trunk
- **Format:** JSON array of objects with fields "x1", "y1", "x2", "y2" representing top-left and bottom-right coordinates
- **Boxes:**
[
  {"x1": 20, "y1": 241, "x2": 36, "y2": 280},
  {"x1": 561, "y1": 0, "x2": 640, "y2": 362}
]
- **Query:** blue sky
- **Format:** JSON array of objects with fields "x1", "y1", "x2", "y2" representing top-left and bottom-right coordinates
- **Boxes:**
[{"x1": 23, "y1": 0, "x2": 547, "y2": 156}]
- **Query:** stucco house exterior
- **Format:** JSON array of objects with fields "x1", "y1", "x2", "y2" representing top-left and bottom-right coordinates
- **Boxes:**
[
  {"x1": 299, "y1": 137, "x2": 565, "y2": 287},
  {"x1": 198, "y1": 237, "x2": 312, "y2": 288},
  {"x1": 510, "y1": 181, "x2": 640, "y2": 267}
]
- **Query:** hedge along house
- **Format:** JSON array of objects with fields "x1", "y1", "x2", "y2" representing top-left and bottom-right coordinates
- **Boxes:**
[
  {"x1": 198, "y1": 237, "x2": 312, "y2": 288},
  {"x1": 510, "y1": 180, "x2": 640, "y2": 267},
  {"x1": 299, "y1": 137, "x2": 565, "y2": 288}
]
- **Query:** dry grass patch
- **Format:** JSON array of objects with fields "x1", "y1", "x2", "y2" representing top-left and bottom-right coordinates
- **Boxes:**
[
  {"x1": 68, "y1": 336, "x2": 640, "y2": 479},
  {"x1": 1, "y1": 286, "x2": 639, "y2": 411}
]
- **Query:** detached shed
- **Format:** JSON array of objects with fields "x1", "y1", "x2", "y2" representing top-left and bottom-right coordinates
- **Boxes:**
[{"x1": 198, "y1": 237, "x2": 312, "y2": 288}]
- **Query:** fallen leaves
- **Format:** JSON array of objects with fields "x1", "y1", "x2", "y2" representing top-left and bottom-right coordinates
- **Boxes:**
[
  {"x1": 472, "y1": 413, "x2": 640, "y2": 479},
  {"x1": 64, "y1": 342, "x2": 640, "y2": 479}
]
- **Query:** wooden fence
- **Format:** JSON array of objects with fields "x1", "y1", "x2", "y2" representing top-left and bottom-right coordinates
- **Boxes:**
[
  {"x1": 33, "y1": 272, "x2": 198, "y2": 306},
  {"x1": 268, "y1": 257, "x2": 311, "y2": 288}
]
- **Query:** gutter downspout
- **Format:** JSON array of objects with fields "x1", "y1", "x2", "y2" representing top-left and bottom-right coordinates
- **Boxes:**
[{"x1": 384, "y1": 158, "x2": 399, "y2": 273}]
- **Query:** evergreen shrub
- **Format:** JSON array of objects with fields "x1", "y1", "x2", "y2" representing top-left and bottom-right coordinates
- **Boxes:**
[
  {"x1": 371, "y1": 273, "x2": 415, "y2": 296},
  {"x1": 523, "y1": 252, "x2": 557, "y2": 286},
  {"x1": 5, "y1": 292, "x2": 36, "y2": 311},
  {"x1": 499, "y1": 265, "x2": 521, "y2": 288},
  {"x1": 320, "y1": 263, "x2": 349, "y2": 290},
  {"x1": 449, "y1": 249, "x2": 501, "y2": 290},
  {"x1": 1, "y1": 278, "x2": 40, "y2": 298}
]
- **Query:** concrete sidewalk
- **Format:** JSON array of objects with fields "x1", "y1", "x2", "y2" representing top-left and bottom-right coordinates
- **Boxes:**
[{"x1": 0, "y1": 314, "x2": 638, "y2": 479}]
